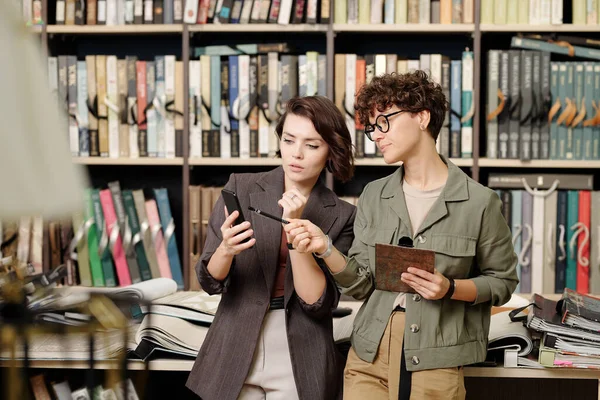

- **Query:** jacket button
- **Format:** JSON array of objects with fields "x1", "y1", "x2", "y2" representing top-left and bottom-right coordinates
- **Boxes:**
[
  {"x1": 412, "y1": 294, "x2": 421, "y2": 302},
  {"x1": 411, "y1": 356, "x2": 420, "y2": 365},
  {"x1": 410, "y1": 324, "x2": 420, "y2": 333},
  {"x1": 417, "y1": 235, "x2": 426, "y2": 244}
]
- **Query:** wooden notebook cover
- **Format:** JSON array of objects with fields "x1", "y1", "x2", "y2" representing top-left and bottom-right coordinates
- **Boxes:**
[{"x1": 375, "y1": 243, "x2": 435, "y2": 294}]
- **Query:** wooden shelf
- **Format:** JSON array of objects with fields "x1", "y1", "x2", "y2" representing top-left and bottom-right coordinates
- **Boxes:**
[
  {"x1": 480, "y1": 24, "x2": 600, "y2": 32},
  {"x1": 333, "y1": 23, "x2": 475, "y2": 33},
  {"x1": 46, "y1": 25, "x2": 184, "y2": 34},
  {"x1": 189, "y1": 157, "x2": 281, "y2": 166},
  {"x1": 72, "y1": 157, "x2": 184, "y2": 165},
  {"x1": 354, "y1": 158, "x2": 473, "y2": 167},
  {"x1": 2, "y1": 358, "x2": 599, "y2": 380},
  {"x1": 188, "y1": 24, "x2": 328, "y2": 33},
  {"x1": 478, "y1": 158, "x2": 600, "y2": 168}
]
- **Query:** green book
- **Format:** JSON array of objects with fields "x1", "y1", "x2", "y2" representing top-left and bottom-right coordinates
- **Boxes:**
[
  {"x1": 91, "y1": 188, "x2": 117, "y2": 287},
  {"x1": 123, "y1": 190, "x2": 152, "y2": 281},
  {"x1": 84, "y1": 188, "x2": 104, "y2": 286}
]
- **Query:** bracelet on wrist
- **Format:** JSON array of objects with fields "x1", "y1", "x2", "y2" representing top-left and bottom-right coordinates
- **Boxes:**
[
  {"x1": 314, "y1": 235, "x2": 332, "y2": 259},
  {"x1": 443, "y1": 277, "x2": 455, "y2": 300}
]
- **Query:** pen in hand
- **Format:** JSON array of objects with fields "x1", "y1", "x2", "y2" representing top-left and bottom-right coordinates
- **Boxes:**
[{"x1": 248, "y1": 206, "x2": 290, "y2": 224}]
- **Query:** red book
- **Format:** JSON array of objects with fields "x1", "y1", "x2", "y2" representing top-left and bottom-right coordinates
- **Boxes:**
[{"x1": 99, "y1": 189, "x2": 132, "y2": 286}]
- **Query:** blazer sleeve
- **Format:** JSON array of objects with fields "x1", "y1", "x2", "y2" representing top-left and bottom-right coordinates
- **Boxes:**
[
  {"x1": 296, "y1": 205, "x2": 357, "y2": 319},
  {"x1": 471, "y1": 191, "x2": 520, "y2": 306},
  {"x1": 195, "y1": 173, "x2": 237, "y2": 295}
]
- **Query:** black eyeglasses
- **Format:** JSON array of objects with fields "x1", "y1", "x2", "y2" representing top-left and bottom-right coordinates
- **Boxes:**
[{"x1": 364, "y1": 110, "x2": 406, "y2": 141}]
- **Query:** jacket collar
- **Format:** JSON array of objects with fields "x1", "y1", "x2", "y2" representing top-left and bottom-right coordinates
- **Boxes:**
[{"x1": 381, "y1": 155, "x2": 469, "y2": 237}]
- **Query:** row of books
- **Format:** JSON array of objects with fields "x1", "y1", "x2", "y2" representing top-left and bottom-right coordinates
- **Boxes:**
[
  {"x1": 335, "y1": 51, "x2": 474, "y2": 159},
  {"x1": 5, "y1": 182, "x2": 184, "y2": 289},
  {"x1": 332, "y1": 0, "x2": 474, "y2": 24},
  {"x1": 486, "y1": 51, "x2": 600, "y2": 161},
  {"x1": 48, "y1": 47, "x2": 331, "y2": 160},
  {"x1": 480, "y1": 0, "x2": 565, "y2": 25},
  {"x1": 49, "y1": 54, "x2": 185, "y2": 159},
  {"x1": 29, "y1": 375, "x2": 139, "y2": 400},
  {"x1": 44, "y1": 0, "x2": 329, "y2": 25},
  {"x1": 490, "y1": 173, "x2": 598, "y2": 295}
]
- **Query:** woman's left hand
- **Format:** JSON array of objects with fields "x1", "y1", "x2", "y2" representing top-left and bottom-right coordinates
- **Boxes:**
[
  {"x1": 278, "y1": 187, "x2": 307, "y2": 220},
  {"x1": 401, "y1": 268, "x2": 451, "y2": 300}
]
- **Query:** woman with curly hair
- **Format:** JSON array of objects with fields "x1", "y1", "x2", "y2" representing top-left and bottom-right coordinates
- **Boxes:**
[{"x1": 283, "y1": 71, "x2": 519, "y2": 400}]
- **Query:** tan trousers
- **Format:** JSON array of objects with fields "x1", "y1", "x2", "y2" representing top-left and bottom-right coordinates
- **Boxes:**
[
  {"x1": 343, "y1": 311, "x2": 466, "y2": 400},
  {"x1": 238, "y1": 309, "x2": 299, "y2": 400}
]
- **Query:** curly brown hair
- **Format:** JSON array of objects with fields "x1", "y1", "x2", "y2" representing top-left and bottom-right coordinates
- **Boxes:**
[
  {"x1": 354, "y1": 70, "x2": 449, "y2": 141},
  {"x1": 275, "y1": 96, "x2": 355, "y2": 183}
]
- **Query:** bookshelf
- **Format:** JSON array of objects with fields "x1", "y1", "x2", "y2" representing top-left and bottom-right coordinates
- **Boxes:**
[
  {"x1": 72, "y1": 157, "x2": 185, "y2": 166},
  {"x1": 45, "y1": 24, "x2": 185, "y2": 34},
  {"x1": 332, "y1": 23, "x2": 476, "y2": 33},
  {"x1": 33, "y1": 0, "x2": 600, "y2": 290}
]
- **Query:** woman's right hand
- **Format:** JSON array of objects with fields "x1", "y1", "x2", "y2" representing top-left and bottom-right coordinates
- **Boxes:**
[{"x1": 219, "y1": 207, "x2": 255, "y2": 256}]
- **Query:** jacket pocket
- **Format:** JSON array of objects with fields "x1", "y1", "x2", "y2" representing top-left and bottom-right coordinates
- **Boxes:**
[
  {"x1": 361, "y1": 227, "x2": 396, "y2": 277},
  {"x1": 430, "y1": 234, "x2": 476, "y2": 276}
]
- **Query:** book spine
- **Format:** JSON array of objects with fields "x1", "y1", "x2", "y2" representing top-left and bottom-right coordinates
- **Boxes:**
[
  {"x1": 520, "y1": 51, "x2": 533, "y2": 161},
  {"x1": 164, "y1": 55, "x2": 177, "y2": 159},
  {"x1": 219, "y1": 59, "x2": 231, "y2": 159},
  {"x1": 77, "y1": 61, "x2": 90, "y2": 157},
  {"x1": 147, "y1": 61, "x2": 158, "y2": 157},
  {"x1": 91, "y1": 189, "x2": 117, "y2": 286},
  {"x1": 487, "y1": 50, "x2": 500, "y2": 159},
  {"x1": 118, "y1": 59, "x2": 130, "y2": 158},
  {"x1": 577, "y1": 190, "x2": 591, "y2": 294},
  {"x1": 238, "y1": 55, "x2": 251, "y2": 159},
  {"x1": 96, "y1": 56, "x2": 109, "y2": 157},
  {"x1": 566, "y1": 190, "x2": 579, "y2": 290},
  {"x1": 84, "y1": 189, "x2": 105, "y2": 286},
  {"x1": 127, "y1": 57, "x2": 139, "y2": 158},
  {"x1": 450, "y1": 60, "x2": 462, "y2": 159},
  {"x1": 211, "y1": 55, "x2": 222, "y2": 157},
  {"x1": 145, "y1": 199, "x2": 173, "y2": 279},
  {"x1": 508, "y1": 50, "x2": 520, "y2": 160},
  {"x1": 109, "y1": 181, "x2": 141, "y2": 284},
  {"x1": 86, "y1": 56, "x2": 99, "y2": 157},
  {"x1": 549, "y1": 63, "x2": 559, "y2": 159},
  {"x1": 539, "y1": 52, "x2": 551, "y2": 160},
  {"x1": 555, "y1": 190, "x2": 568, "y2": 293},
  {"x1": 136, "y1": 61, "x2": 148, "y2": 157},
  {"x1": 189, "y1": 60, "x2": 202, "y2": 158},
  {"x1": 99, "y1": 189, "x2": 132, "y2": 286},
  {"x1": 106, "y1": 56, "x2": 120, "y2": 159},
  {"x1": 154, "y1": 188, "x2": 184, "y2": 289},
  {"x1": 133, "y1": 190, "x2": 161, "y2": 279},
  {"x1": 154, "y1": 56, "x2": 166, "y2": 158},
  {"x1": 461, "y1": 50, "x2": 474, "y2": 158}
]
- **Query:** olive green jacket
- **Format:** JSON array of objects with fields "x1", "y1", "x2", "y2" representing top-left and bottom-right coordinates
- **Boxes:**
[{"x1": 333, "y1": 156, "x2": 519, "y2": 371}]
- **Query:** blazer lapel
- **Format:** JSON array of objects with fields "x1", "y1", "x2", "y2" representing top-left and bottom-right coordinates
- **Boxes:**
[{"x1": 249, "y1": 167, "x2": 285, "y2": 295}]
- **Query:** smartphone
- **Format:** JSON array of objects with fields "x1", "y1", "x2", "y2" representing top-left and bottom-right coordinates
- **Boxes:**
[{"x1": 221, "y1": 189, "x2": 250, "y2": 243}]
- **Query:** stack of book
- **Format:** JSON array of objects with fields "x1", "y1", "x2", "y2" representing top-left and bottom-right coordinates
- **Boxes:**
[{"x1": 527, "y1": 289, "x2": 600, "y2": 369}]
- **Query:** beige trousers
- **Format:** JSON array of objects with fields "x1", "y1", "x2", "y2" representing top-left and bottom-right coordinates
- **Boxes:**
[
  {"x1": 238, "y1": 309, "x2": 299, "y2": 400},
  {"x1": 343, "y1": 311, "x2": 466, "y2": 400}
]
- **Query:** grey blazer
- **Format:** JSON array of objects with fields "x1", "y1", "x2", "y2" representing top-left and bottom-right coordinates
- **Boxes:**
[{"x1": 185, "y1": 166, "x2": 356, "y2": 400}]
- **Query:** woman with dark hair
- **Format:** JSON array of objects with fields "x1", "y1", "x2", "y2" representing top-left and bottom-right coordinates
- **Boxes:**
[
  {"x1": 186, "y1": 95, "x2": 357, "y2": 400},
  {"x1": 284, "y1": 71, "x2": 519, "y2": 400}
]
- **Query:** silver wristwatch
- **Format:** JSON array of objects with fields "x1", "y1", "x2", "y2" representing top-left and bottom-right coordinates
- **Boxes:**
[{"x1": 314, "y1": 235, "x2": 332, "y2": 258}]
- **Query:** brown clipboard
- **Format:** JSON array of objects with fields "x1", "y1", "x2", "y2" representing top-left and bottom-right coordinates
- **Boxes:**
[{"x1": 375, "y1": 243, "x2": 435, "y2": 294}]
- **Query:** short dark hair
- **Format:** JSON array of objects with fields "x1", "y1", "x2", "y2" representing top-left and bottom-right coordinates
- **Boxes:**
[
  {"x1": 275, "y1": 96, "x2": 355, "y2": 183},
  {"x1": 354, "y1": 70, "x2": 448, "y2": 141}
]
